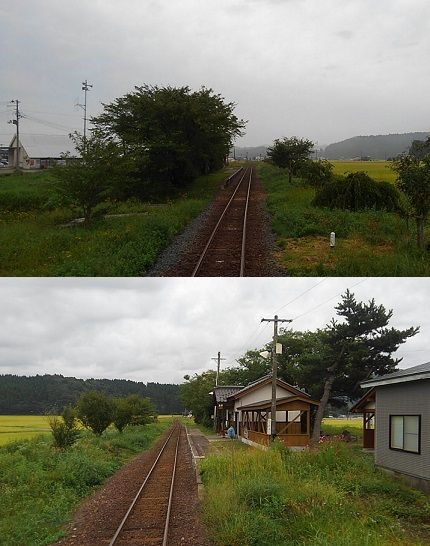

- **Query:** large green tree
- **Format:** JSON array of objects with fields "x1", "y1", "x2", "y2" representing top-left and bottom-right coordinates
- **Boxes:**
[
  {"x1": 267, "y1": 136, "x2": 314, "y2": 183},
  {"x1": 393, "y1": 154, "x2": 430, "y2": 249},
  {"x1": 76, "y1": 391, "x2": 114, "y2": 435},
  {"x1": 310, "y1": 291, "x2": 418, "y2": 442},
  {"x1": 180, "y1": 371, "x2": 217, "y2": 427},
  {"x1": 92, "y1": 85, "x2": 245, "y2": 197}
]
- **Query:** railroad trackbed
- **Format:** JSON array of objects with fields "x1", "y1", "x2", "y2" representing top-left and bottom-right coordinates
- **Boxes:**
[
  {"x1": 54, "y1": 423, "x2": 209, "y2": 546},
  {"x1": 109, "y1": 423, "x2": 185, "y2": 546},
  {"x1": 165, "y1": 166, "x2": 271, "y2": 276}
]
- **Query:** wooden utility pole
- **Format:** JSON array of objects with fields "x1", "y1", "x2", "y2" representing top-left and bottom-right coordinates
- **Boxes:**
[{"x1": 261, "y1": 315, "x2": 292, "y2": 442}]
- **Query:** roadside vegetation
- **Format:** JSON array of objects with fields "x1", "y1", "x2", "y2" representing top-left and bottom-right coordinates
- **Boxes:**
[
  {"x1": 261, "y1": 134, "x2": 430, "y2": 275},
  {"x1": 258, "y1": 161, "x2": 430, "y2": 275},
  {"x1": 0, "y1": 418, "x2": 172, "y2": 546},
  {"x1": 201, "y1": 441, "x2": 430, "y2": 546},
  {"x1": 0, "y1": 167, "x2": 230, "y2": 275}
]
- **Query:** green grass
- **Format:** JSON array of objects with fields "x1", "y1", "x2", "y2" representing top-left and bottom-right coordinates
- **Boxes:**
[
  {"x1": 0, "y1": 418, "x2": 172, "y2": 546},
  {"x1": 258, "y1": 163, "x2": 430, "y2": 276},
  {"x1": 0, "y1": 168, "x2": 232, "y2": 276},
  {"x1": 331, "y1": 161, "x2": 396, "y2": 183},
  {"x1": 200, "y1": 441, "x2": 430, "y2": 546}
]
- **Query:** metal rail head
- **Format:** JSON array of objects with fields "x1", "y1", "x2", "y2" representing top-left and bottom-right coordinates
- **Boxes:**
[
  {"x1": 162, "y1": 431, "x2": 181, "y2": 546},
  {"x1": 239, "y1": 167, "x2": 253, "y2": 277},
  {"x1": 108, "y1": 424, "x2": 180, "y2": 546},
  {"x1": 192, "y1": 167, "x2": 250, "y2": 277}
]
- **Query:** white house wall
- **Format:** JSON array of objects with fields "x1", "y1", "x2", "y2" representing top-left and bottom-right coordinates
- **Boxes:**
[{"x1": 234, "y1": 384, "x2": 293, "y2": 409}]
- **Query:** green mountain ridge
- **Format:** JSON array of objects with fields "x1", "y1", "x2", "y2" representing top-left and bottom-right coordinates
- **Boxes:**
[{"x1": 0, "y1": 374, "x2": 183, "y2": 415}]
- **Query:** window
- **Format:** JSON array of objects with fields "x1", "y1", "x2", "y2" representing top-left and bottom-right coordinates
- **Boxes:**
[{"x1": 389, "y1": 415, "x2": 420, "y2": 454}]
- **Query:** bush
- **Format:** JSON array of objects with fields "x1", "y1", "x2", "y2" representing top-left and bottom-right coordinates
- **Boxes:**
[
  {"x1": 49, "y1": 405, "x2": 80, "y2": 449},
  {"x1": 76, "y1": 391, "x2": 114, "y2": 435},
  {"x1": 299, "y1": 159, "x2": 334, "y2": 187},
  {"x1": 313, "y1": 171, "x2": 402, "y2": 212}
]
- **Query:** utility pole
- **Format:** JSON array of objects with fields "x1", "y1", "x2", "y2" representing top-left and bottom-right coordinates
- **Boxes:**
[
  {"x1": 9, "y1": 100, "x2": 21, "y2": 171},
  {"x1": 261, "y1": 315, "x2": 292, "y2": 442},
  {"x1": 211, "y1": 351, "x2": 226, "y2": 432},
  {"x1": 81, "y1": 80, "x2": 93, "y2": 144},
  {"x1": 211, "y1": 351, "x2": 226, "y2": 387}
]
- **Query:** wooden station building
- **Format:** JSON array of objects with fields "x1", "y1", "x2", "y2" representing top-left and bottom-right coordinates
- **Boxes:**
[{"x1": 213, "y1": 374, "x2": 319, "y2": 448}]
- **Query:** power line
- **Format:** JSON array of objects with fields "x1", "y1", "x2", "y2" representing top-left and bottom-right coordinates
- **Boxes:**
[
  {"x1": 291, "y1": 278, "x2": 367, "y2": 322},
  {"x1": 273, "y1": 278, "x2": 327, "y2": 315}
]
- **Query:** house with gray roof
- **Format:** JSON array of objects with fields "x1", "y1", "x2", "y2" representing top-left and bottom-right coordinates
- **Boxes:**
[
  {"x1": 8, "y1": 134, "x2": 78, "y2": 169},
  {"x1": 357, "y1": 362, "x2": 430, "y2": 493}
]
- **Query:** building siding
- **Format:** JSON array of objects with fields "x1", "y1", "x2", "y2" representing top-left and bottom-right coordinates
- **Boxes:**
[{"x1": 375, "y1": 380, "x2": 430, "y2": 481}]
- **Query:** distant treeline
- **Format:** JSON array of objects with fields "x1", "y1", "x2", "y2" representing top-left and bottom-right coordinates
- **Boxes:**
[
  {"x1": 324, "y1": 132, "x2": 430, "y2": 160},
  {"x1": 0, "y1": 374, "x2": 184, "y2": 415}
]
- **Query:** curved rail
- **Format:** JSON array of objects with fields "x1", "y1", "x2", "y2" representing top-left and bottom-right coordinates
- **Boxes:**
[
  {"x1": 192, "y1": 167, "x2": 253, "y2": 277},
  {"x1": 108, "y1": 424, "x2": 181, "y2": 546}
]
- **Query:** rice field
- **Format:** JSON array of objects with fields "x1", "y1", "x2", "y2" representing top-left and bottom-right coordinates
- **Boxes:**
[
  {"x1": 0, "y1": 415, "x2": 51, "y2": 445},
  {"x1": 331, "y1": 160, "x2": 396, "y2": 183}
]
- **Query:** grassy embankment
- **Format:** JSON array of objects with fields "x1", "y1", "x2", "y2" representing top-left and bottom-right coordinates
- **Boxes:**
[
  {"x1": 0, "y1": 167, "x2": 234, "y2": 276},
  {"x1": 0, "y1": 417, "x2": 173, "y2": 546},
  {"x1": 201, "y1": 439, "x2": 430, "y2": 546},
  {"x1": 258, "y1": 162, "x2": 430, "y2": 276}
]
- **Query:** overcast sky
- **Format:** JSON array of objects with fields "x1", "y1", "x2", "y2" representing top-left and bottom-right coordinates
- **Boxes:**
[
  {"x1": 0, "y1": 277, "x2": 428, "y2": 384},
  {"x1": 1, "y1": 0, "x2": 429, "y2": 147}
]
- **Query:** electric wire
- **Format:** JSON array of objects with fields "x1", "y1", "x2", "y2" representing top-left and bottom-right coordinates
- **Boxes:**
[{"x1": 291, "y1": 278, "x2": 367, "y2": 322}]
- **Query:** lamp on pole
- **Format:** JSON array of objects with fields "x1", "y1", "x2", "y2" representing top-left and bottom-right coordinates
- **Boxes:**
[{"x1": 261, "y1": 315, "x2": 292, "y2": 442}]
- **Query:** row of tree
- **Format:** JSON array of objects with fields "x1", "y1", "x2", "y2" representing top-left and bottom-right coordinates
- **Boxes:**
[
  {"x1": 50, "y1": 391, "x2": 157, "y2": 448},
  {"x1": 0, "y1": 374, "x2": 183, "y2": 415},
  {"x1": 53, "y1": 85, "x2": 245, "y2": 223},
  {"x1": 266, "y1": 136, "x2": 430, "y2": 249},
  {"x1": 180, "y1": 291, "x2": 418, "y2": 441}
]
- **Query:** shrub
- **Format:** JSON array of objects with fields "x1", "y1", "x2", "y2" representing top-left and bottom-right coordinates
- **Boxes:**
[
  {"x1": 313, "y1": 171, "x2": 402, "y2": 212},
  {"x1": 299, "y1": 159, "x2": 334, "y2": 187},
  {"x1": 49, "y1": 405, "x2": 80, "y2": 449},
  {"x1": 76, "y1": 391, "x2": 114, "y2": 435}
]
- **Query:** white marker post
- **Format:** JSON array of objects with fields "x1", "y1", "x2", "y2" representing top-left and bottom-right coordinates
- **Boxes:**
[{"x1": 330, "y1": 232, "x2": 336, "y2": 247}]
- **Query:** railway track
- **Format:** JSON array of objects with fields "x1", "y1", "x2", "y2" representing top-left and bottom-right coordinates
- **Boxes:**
[
  {"x1": 191, "y1": 166, "x2": 254, "y2": 276},
  {"x1": 109, "y1": 424, "x2": 182, "y2": 546}
]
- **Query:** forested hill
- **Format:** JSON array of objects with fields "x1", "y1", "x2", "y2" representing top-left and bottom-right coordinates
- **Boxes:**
[
  {"x1": 0, "y1": 374, "x2": 184, "y2": 415},
  {"x1": 324, "y1": 132, "x2": 430, "y2": 160}
]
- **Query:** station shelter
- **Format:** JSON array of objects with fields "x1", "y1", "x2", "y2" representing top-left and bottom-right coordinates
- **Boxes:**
[{"x1": 213, "y1": 374, "x2": 319, "y2": 448}]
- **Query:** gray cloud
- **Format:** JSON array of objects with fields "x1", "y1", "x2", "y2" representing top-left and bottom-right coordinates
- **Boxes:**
[
  {"x1": 1, "y1": 0, "x2": 429, "y2": 147},
  {"x1": 0, "y1": 278, "x2": 428, "y2": 384}
]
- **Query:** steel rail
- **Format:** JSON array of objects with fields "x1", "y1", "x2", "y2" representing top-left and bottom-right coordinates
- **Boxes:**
[
  {"x1": 162, "y1": 432, "x2": 180, "y2": 546},
  {"x1": 239, "y1": 168, "x2": 253, "y2": 277},
  {"x1": 108, "y1": 424, "x2": 180, "y2": 546},
  {"x1": 191, "y1": 167, "x2": 252, "y2": 277}
]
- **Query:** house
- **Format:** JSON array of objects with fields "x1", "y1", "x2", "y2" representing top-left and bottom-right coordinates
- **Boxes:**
[
  {"x1": 356, "y1": 362, "x2": 430, "y2": 493},
  {"x1": 8, "y1": 134, "x2": 78, "y2": 170},
  {"x1": 213, "y1": 374, "x2": 319, "y2": 449}
]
